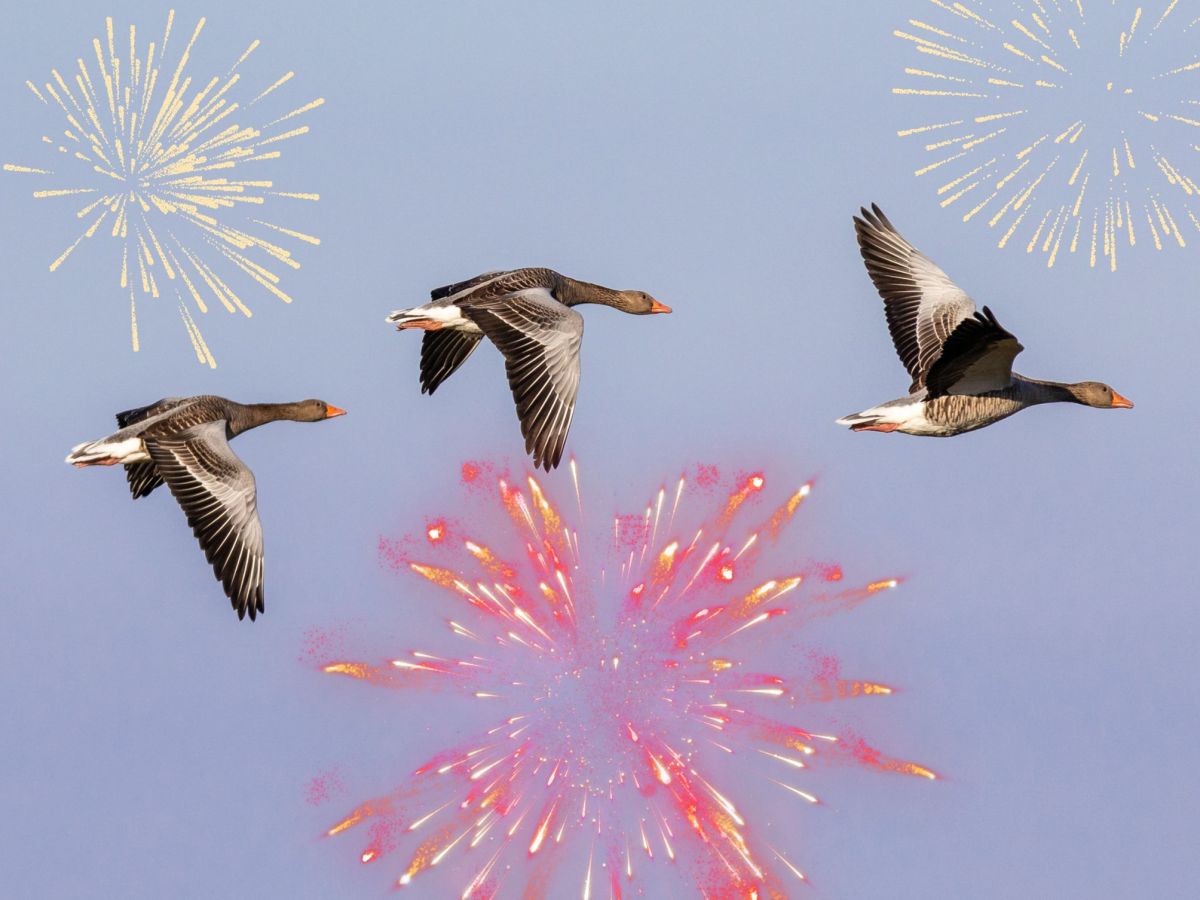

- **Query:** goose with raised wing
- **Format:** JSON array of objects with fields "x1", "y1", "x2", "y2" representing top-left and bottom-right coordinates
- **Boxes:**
[
  {"x1": 837, "y1": 204, "x2": 1132, "y2": 436},
  {"x1": 67, "y1": 395, "x2": 346, "y2": 620},
  {"x1": 388, "y1": 267, "x2": 671, "y2": 470}
]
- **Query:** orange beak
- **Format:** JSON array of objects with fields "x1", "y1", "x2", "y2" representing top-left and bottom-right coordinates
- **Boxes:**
[
  {"x1": 1110, "y1": 391, "x2": 1133, "y2": 409},
  {"x1": 325, "y1": 405, "x2": 348, "y2": 418},
  {"x1": 650, "y1": 300, "x2": 672, "y2": 314}
]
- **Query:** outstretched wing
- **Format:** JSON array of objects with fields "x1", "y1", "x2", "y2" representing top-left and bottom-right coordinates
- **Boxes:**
[
  {"x1": 924, "y1": 306, "x2": 1023, "y2": 397},
  {"x1": 466, "y1": 288, "x2": 583, "y2": 471},
  {"x1": 145, "y1": 421, "x2": 265, "y2": 620},
  {"x1": 853, "y1": 204, "x2": 979, "y2": 391},
  {"x1": 420, "y1": 330, "x2": 483, "y2": 395}
]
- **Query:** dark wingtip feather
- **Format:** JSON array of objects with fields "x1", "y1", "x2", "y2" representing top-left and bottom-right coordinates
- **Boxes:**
[{"x1": 855, "y1": 203, "x2": 895, "y2": 238}]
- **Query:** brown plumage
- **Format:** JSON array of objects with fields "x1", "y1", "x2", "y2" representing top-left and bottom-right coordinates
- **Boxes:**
[
  {"x1": 838, "y1": 205, "x2": 1133, "y2": 436},
  {"x1": 66, "y1": 395, "x2": 346, "y2": 620},
  {"x1": 388, "y1": 267, "x2": 671, "y2": 470}
]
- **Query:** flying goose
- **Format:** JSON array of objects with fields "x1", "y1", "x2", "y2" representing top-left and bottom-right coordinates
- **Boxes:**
[
  {"x1": 388, "y1": 267, "x2": 671, "y2": 470},
  {"x1": 66, "y1": 395, "x2": 346, "y2": 620},
  {"x1": 837, "y1": 205, "x2": 1132, "y2": 436}
]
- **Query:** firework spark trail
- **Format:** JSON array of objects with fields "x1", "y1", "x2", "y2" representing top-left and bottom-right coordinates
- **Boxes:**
[
  {"x1": 3, "y1": 10, "x2": 322, "y2": 364},
  {"x1": 893, "y1": 0, "x2": 1200, "y2": 271},
  {"x1": 313, "y1": 461, "x2": 935, "y2": 897}
]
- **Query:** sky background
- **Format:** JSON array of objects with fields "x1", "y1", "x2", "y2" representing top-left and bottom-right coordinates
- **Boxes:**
[{"x1": 1, "y1": 1, "x2": 1196, "y2": 897}]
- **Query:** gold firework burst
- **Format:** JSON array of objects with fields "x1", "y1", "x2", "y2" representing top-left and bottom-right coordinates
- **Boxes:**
[
  {"x1": 893, "y1": 0, "x2": 1200, "y2": 271},
  {"x1": 3, "y1": 10, "x2": 323, "y2": 366}
]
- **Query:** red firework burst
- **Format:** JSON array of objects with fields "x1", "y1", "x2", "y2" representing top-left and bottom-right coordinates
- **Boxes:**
[{"x1": 311, "y1": 461, "x2": 935, "y2": 898}]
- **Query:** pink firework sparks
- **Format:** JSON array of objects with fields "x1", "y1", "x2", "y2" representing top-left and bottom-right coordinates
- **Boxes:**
[{"x1": 313, "y1": 462, "x2": 935, "y2": 898}]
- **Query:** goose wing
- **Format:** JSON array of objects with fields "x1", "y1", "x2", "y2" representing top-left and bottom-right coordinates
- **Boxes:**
[
  {"x1": 923, "y1": 306, "x2": 1023, "y2": 397},
  {"x1": 145, "y1": 420, "x2": 265, "y2": 620},
  {"x1": 465, "y1": 287, "x2": 583, "y2": 471},
  {"x1": 854, "y1": 204, "x2": 979, "y2": 391},
  {"x1": 420, "y1": 330, "x2": 484, "y2": 395}
]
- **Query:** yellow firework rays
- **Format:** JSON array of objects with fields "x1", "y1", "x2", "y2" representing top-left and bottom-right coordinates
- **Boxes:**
[
  {"x1": 894, "y1": 0, "x2": 1200, "y2": 272},
  {"x1": 4, "y1": 11, "x2": 323, "y2": 365}
]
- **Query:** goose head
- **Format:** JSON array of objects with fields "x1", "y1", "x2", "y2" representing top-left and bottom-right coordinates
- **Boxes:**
[
  {"x1": 1071, "y1": 382, "x2": 1133, "y2": 409},
  {"x1": 293, "y1": 399, "x2": 348, "y2": 421},
  {"x1": 616, "y1": 290, "x2": 672, "y2": 315}
]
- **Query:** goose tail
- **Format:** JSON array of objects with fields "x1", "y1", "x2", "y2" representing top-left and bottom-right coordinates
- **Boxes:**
[
  {"x1": 385, "y1": 306, "x2": 421, "y2": 325},
  {"x1": 386, "y1": 307, "x2": 441, "y2": 331},
  {"x1": 65, "y1": 435, "x2": 147, "y2": 467},
  {"x1": 835, "y1": 410, "x2": 877, "y2": 429}
]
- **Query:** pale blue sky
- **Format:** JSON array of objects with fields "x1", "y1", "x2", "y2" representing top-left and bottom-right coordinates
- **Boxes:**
[{"x1": 1, "y1": 1, "x2": 1196, "y2": 897}]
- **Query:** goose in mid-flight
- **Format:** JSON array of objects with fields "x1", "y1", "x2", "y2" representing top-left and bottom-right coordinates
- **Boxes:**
[
  {"x1": 837, "y1": 204, "x2": 1132, "y2": 436},
  {"x1": 388, "y1": 267, "x2": 671, "y2": 470},
  {"x1": 66, "y1": 395, "x2": 346, "y2": 620}
]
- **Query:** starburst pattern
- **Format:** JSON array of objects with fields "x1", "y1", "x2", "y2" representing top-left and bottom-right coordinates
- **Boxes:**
[
  {"x1": 894, "y1": 0, "x2": 1200, "y2": 271},
  {"x1": 3, "y1": 10, "x2": 322, "y2": 365},
  {"x1": 311, "y1": 461, "x2": 935, "y2": 898}
]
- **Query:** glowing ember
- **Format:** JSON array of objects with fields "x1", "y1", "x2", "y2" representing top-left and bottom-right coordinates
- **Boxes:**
[{"x1": 314, "y1": 463, "x2": 934, "y2": 896}]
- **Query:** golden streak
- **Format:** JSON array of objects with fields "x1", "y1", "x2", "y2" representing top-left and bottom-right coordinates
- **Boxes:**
[
  {"x1": 227, "y1": 39, "x2": 259, "y2": 75},
  {"x1": 1155, "y1": 0, "x2": 1180, "y2": 33},
  {"x1": 896, "y1": 31, "x2": 1003, "y2": 70},
  {"x1": 892, "y1": 87, "x2": 987, "y2": 98},
  {"x1": 997, "y1": 205, "x2": 1030, "y2": 248},
  {"x1": 907, "y1": 19, "x2": 965, "y2": 42},
  {"x1": 266, "y1": 96, "x2": 325, "y2": 126},
  {"x1": 925, "y1": 132, "x2": 974, "y2": 151},
  {"x1": 1003, "y1": 41, "x2": 1035, "y2": 62},
  {"x1": 897, "y1": 119, "x2": 964, "y2": 137},
  {"x1": 252, "y1": 219, "x2": 320, "y2": 245},
  {"x1": 975, "y1": 109, "x2": 1025, "y2": 124},
  {"x1": 962, "y1": 128, "x2": 1005, "y2": 150},
  {"x1": 1068, "y1": 149, "x2": 1088, "y2": 185},
  {"x1": 1160, "y1": 59, "x2": 1200, "y2": 77},
  {"x1": 129, "y1": 287, "x2": 138, "y2": 352},
  {"x1": 915, "y1": 150, "x2": 967, "y2": 176},
  {"x1": 1011, "y1": 19, "x2": 1050, "y2": 51},
  {"x1": 251, "y1": 70, "x2": 293, "y2": 105},
  {"x1": 1069, "y1": 215, "x2": 1083, "y2": 253},
  {"x1": 33, "y1": 187, "x2": 96, "y2": 197}
]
